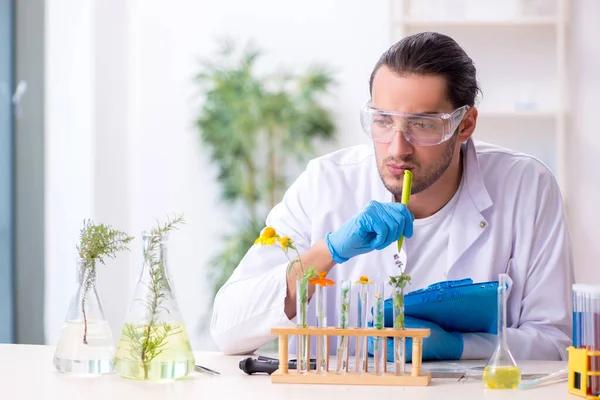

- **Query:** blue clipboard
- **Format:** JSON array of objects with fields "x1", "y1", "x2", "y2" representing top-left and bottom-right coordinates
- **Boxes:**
[{"x1": 382, "y1": 278, "x2": 499, "y2": 334}]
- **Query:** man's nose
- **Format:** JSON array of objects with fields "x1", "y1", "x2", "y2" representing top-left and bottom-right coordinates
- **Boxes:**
[{"x1": 388, "y1": 129, "x2": 413, "y2": 157}]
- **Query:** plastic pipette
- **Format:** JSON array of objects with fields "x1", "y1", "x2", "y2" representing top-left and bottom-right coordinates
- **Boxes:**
[{"x1": 516, "y1": 368, "x2": 568, "y2": 389}]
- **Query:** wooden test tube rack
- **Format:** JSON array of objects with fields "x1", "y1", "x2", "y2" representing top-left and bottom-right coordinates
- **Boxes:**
[{"x1": 271, "y1": 326, "x2": 431, "y2": 386}]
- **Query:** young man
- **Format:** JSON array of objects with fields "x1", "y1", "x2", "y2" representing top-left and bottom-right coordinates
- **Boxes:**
[{"x1": 210, "y1": 32, "x2": 574, "y2": 361}]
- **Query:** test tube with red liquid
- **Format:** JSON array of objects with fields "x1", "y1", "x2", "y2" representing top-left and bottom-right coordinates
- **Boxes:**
[{"x1": 573, "y1": 284, "x2": 600, "y2": 396}]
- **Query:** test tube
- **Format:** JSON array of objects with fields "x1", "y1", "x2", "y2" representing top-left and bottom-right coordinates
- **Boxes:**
[
  {"x1": 372, "y1": 282, "x2": 385, "y2": 376},
  {"x1": 315, "y1": 283, "x2": 327, "y2": 374},
  {"x1": 591, "y1": 287, "x2": 600, "y2": 396},
  {"x1": 574, "y1": 284, "x2": 600, "y2": 396},
  {"x1": 586, "y1": 290, "x2": 592, "y2": 351},
  {"x1": 336, "y1": 280, "x2": 351, "y2": 374},
  {"x1": 584, "y1": 289, "x2": 591, "y2": 392},
  {"x1": 356, "y1": 282, "x2": 369, "y2": 374},
  {"x1": 573, "y1": 286, "x2": 581, "y2": 348}
]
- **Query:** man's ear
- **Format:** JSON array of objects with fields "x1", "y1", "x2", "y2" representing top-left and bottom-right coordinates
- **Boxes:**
[{"x1": 458, "y1": 107, "x2": 477, "y2": 143}]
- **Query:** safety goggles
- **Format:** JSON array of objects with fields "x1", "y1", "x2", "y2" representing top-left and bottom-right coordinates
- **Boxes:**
[{"x1": 360, "y1": 101, "x2": 470, "y2": 146}]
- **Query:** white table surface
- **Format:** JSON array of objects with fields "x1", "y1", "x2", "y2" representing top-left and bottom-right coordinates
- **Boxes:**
[{"x1": 0, "y1": 344, "x2": 578, "y2": 399}]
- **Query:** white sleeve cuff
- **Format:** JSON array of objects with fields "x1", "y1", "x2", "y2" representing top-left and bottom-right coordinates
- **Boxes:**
[{"x1": 211, "y1": 263, "x2": 295, "y2": 355}]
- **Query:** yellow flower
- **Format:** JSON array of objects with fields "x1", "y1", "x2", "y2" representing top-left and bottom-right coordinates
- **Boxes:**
[
  {"x1": 262, "y1": 227, "x2": 276, "y2": 239},
  {"x1": 278, "y1": 236, "x2": 292, "y2": 250},
  {"x1": 355, "y1": 275, "x2": 372, "y2": 285},
  {"x1": 254, "y1": 226, "x2": 314, "y2": 281},
  {"x1": 254, "y1": 226, "x2": 280, "y2": 246},
  {"x1": 256, "y1": 236, "x2": 276, "y2": 246}
]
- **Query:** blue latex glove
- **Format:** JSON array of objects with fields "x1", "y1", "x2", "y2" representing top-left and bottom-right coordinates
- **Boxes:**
[
  {"x1": 367, "y1": 316, "x2": 463, "y2": 362},
  {"x1": 325, "y1": 200, "x2": 414, "y2": 264}
]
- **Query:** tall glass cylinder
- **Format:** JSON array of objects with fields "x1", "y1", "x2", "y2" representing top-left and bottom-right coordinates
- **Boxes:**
[
  {"x1": 392, "y1": 286, "x2": 406, "y2": 376},
  {"x1": 315, "y1": 284, "x2": 327, "y2": 374},
  {"x1": 373, "y1": 282, "x2": 385, "y2": 376},
  {"x1": 296, "y1": 279, "x2": 309, "y2": 374},
  {"x1": 336, "y1": 280, "x2": 351, "y2": 374},
  {"x1": 356, "y1": 281, "x2": 369, "y2": 374}
]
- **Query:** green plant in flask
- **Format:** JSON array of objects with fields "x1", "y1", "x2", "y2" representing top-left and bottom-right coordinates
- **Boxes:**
[
  {"x1": 114, "y1": 214, "x2": 195, "y2": 381},
  {"x1": 54, "y1": 219, "x2": 133, "y2": 375}
]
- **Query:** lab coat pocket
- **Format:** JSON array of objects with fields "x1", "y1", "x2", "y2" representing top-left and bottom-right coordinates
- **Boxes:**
[{"x1": 504, "y1": 258, "x2": 523, "y2": 329}]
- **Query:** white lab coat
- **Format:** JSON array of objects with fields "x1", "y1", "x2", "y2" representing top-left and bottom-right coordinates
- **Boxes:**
[{"x1": 210, "y1": 138, "x2": 574, "y2": 361}]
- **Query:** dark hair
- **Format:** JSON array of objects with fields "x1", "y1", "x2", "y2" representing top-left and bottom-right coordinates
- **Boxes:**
[{"x1": 369, "y1": 32, "x2": 481, "y2": 108}]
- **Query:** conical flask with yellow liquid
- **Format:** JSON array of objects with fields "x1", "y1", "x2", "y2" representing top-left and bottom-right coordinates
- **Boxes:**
[
  {"x1": 483, "y1": 273, "x2": 521, "y2": 389},
  {"x1": 115, "y1": 216, "x2": 195, "y2": 381}
]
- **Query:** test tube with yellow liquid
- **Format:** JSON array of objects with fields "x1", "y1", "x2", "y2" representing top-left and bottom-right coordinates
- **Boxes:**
[{"x1": 483, "y1": 273, "x2": 522, "y2": 389}]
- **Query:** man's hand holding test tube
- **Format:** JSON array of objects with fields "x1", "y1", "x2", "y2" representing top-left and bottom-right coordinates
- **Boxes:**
[{"x1": 325, "y1": 175, "x2": 413, "y2": 264}]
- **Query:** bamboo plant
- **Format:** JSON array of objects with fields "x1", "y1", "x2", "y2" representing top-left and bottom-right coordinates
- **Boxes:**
[{"x1": 194, "y1": 38, "x2": 337, "y2": 305}]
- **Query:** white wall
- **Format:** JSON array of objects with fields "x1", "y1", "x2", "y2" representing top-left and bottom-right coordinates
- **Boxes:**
[
  {"x1": 44, "y1": 0, "x2": 386, "y2": 348},
  {"x1": 44, "y1": 0, "x2": 600, "y2": 349},
  {"x1": 567, "y1": 0, "x2": 600, "y2": 285},
  {"x1": 93, "y1": 0, "x2": 133, "y2": 344},
  {"x1": 44, "y1": 0, "x2": 95, "y2": 342}
]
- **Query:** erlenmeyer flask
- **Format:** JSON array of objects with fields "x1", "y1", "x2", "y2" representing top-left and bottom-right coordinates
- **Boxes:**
[
  {"x1": 53, "y1": 258, "x2": 115, "y2": 375},
  {"x1": 483, "y1": 273, "x2": 521, "y2": 389},
  {"x1": 114, "y1": 231, "x2": 195, "y2": 381}
]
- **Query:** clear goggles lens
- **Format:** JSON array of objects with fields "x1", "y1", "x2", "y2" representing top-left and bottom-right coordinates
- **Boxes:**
[{"x1": 360, "y1": 101, "x2": 470, "y2": 146}]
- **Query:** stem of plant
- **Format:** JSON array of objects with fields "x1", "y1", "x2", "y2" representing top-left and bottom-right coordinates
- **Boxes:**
[
  {"x1": 140, "y1": 260, "x2": 162, "y2": 378},
  {"x1": 141, "y1": 322, "x2": 153, "y2": 379},
  {"x1": 141, "y1": 280, "x2": 159, "y2": 378},
  {"x1": 80, "y1": 263, "x2": 93, "y2": 345},
  {"x1": 81, "y1": 298, "x2": 88, "y2": 345}
]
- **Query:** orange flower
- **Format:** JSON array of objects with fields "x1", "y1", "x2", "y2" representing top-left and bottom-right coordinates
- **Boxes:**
[
  {"x1": 309, "y1": 271, "x2": 335, "y2": 286},
  {"x1": 355, "y1": 275, "x2": 372, "y2": 284}
]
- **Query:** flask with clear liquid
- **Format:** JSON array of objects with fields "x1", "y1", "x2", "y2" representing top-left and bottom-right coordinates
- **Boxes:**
[
  {"x1": 483, "y1": 273, "x2": 521, "y2": 389},
  {"x1": 53, "y1": 258, "x2": 116, "y2": 375},
  {"x1": 114, "y1": 231, "x2": 195, "y2": 381}
]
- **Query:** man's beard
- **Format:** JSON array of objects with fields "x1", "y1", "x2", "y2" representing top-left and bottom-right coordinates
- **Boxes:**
[{"x1": 376, "y1": 133, "x2": 458, "y2": 196}]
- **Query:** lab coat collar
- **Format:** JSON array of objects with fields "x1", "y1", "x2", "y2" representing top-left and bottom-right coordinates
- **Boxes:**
[
  {"x1": 447, "y1": 138, "x2": 493, "y2": 272},
  {"x1": 461, "y1": 138, "x2": 493, "y2": 213}
]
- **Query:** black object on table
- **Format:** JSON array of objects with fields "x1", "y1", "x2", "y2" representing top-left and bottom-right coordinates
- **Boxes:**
[{"x1": 239, "y1": 355, "x2": 317, "y2": 375}]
